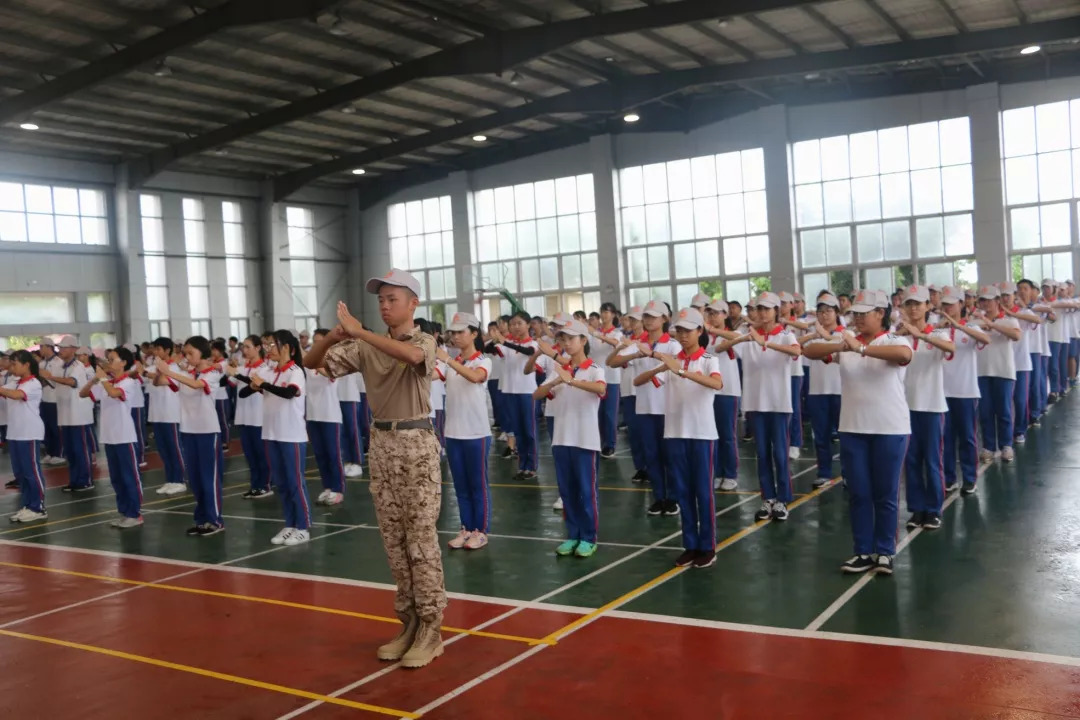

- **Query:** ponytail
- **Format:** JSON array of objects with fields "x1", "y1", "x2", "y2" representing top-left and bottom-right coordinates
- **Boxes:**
[{"x1": 11, "y1": 349, "x2": 50, "y2": 388}]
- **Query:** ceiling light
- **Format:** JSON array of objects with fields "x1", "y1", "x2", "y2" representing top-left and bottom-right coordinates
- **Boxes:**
[
  {"x1": 623, "y1": 113, "x2": 640, "y2": 123},
  {"x1": 19, "y1": 122, "x2": 38, "y2": 131},
  {"x1": 472, "y1": 135, "x2": 488, "y2": 142},
  {"x1": 1020, "y1": 45, "x2": 1041, "y2": 55},
  {"x1": 152, "y1": 60, "x2": 172, "y2": 77},
  {"x1": 604, "y1": 56, "x2": 615, "y2": 62},
  {"x1": 340, "y1": 105, "x2": 356, "y2": 114},
  {"x1": 351, "y1": 168, "x2": 366, "y2": 175}
]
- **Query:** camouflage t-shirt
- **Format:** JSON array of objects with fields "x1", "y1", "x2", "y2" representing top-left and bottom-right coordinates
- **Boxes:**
[{"x1": 323, "y1": 326, "x2": 435, "y2": 422}]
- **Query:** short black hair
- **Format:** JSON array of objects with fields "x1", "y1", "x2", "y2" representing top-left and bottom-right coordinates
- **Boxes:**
[
  {"x1": 1018, "y1": 278, "x2": 1037, "y2": 291},
  {"x1": 184, "y1": 336, "x2": 211, "y2": 360},
  {"x1": 152, "y1": 337, "x2": 174, "y2": 353},
  {"x1": 210, "y1": 339, "x2": 227, "y2": 357},
  {"x1": 112, "y1": 346, "x2": 136, "y2": 371},
  {"x1": 228, "y1": 336, "x2": 238, "y2": 343}
]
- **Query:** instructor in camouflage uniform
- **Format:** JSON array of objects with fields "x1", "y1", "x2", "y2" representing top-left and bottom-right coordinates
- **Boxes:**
[{"x1": 303, "y1": 268, "x2": 446, "y2": 669}]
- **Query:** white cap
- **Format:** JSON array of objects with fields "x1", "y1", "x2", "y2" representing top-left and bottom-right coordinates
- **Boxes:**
[
  {"x1": 752, "y1": 292, "x2": 781, "y2": 309},
  {"x1": 557, "y1": 320, "x2": 590, "y2": 338},
  {"x1": 551, "y1": 312, "x2": 573, "y2": 326},
  {"x1": 978, "y1": 285, "x2": 1001, "y2": 300},
  {"x1": 777, "y1": 291, "x2": 795, "y2": 304},
  {"x1": 940, "y1": 286, "x2": 965, "y2": 304},
  {"x1": 643, "y1": 300, "x2": 669, "y2": 317},
  {"x1": 850, "y1": 289, "x2": 886, "y2": 313},
  {"x1": 1041, "y1": 278, "x2": 1057, "y2": 288},
  {"x1": 690, "y1": 293, "x2": 711, "y2": 309},
  {"x1": 815, "y1": 293, "x2": 840, "y2": 309},
  {"x1": 706, "y1": 299, "x2": 729, "y2": 314},
  {"x1": 672, "y1": 307, "x2": 705, "y2": 330},
  {"x1": 76, "y1": 346, "x2": 91, "y2": 355},
  {"x1": 626, "y1": 305, "x2": 644, "y2": 320},
  {"x1": 122, "y1": 343, "x2": 138, "y2": 353},
  {"x1": 928, "y1": 284, "x2": 941, "y2": 292},
  {"x1": 793, "y1": 291, "x2": 805, "y2": 302},
  {"x1": 366, "y1": 268, "x2": 422, "y2": 297},
  {"x1": 900, "y1": 284, "x2": 930, "y2": 303},
  {"x1": 56, "y1": 334, "x2": 79, "y2": 349},
  {"x1": 447, "y1": 311, "x2": 480, "y2": 332},
  {"x1": 998, "y1": 281, "x2": 1017, "y2": 294}
]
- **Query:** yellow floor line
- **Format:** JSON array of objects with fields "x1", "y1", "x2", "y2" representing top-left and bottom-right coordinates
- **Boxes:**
[
  {"x1": 0, "y1": 560, "x2": 550, "y2": 647},
  {"x1": 0, "y1": 628, "x2": 417, "y2": 717}
]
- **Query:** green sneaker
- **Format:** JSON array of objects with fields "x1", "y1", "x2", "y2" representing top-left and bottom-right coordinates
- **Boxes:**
[
  {"x1": 555, "y1": 539, "x2": 579, "y2": 556},
  {"x1": 574, "y1": 541, "x2": 597, "y2": 558}
]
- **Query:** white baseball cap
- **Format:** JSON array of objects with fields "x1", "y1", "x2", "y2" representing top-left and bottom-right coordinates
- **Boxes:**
[
  {"x1": 366, "y1": 268, "x2": 422, "y2": 297},
  {"x1": 447, "y1": 311, "x2": 480, "y2": 332},
  {"x1": 56, "y1": 334, "x2": 79, "y2": 349},
  {"x1": 705, "y1": 299, "x2": 729, "y2": 314},
  {"x1": 998, "y1": 281, "x2": 1017, "y2": 294},
  {"x1": 850, "y1": 289, "x2": 886, "y2": 313},
  {"x1": 1041, "y1": 278, "x2": 1057, "y2": 288},
  {"x1": 626, "y1": 305, "x2": 644, "y2": 321},
  {"x1": 672, "y1": 307, "x2": 705, "y2": 330},
  {"x1": 551, "y1": 312, "x2": 574, "y2": 326},
  {"x1": 900, "y1": 284, "x2": 930, "y2": 303},
  {"x1": 777, "y1": 291, "x2": 795, "y2": 304},
  {"x1": 816, "y1": 293, "x2": 840, "y2": 309},
  {"x1": 940, "y1": 286, "x2": 965, "y2": 304},
  {"x1": 557, "y1": 320, "x2": 590, "y2": 338},
  {"x1": 643, "y1": 300, "x2": 669, "y2": 317},
  {"x1": 76, "y1": 346, "x2": 91, "y2": 355},
  {"x1": 793, "y1": 291, "x2": 805, "y2": 302},
  {"x1": 752, "y1": 292, "x2": 781, "y2": 309},
  {"x1": 978, "y1": 285, "x2": 1001, "y2": 299},
  {"x1": 690, "y1": 293, "x2": 711, "y2": 309}
]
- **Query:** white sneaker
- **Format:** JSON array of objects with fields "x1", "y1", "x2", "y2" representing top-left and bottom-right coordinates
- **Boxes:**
[
  {"x1": 713, "y1": 477, "x2": 723, "y2": 490},
  {"x1": 1001, "y1": 446, "x2": 1015, "y2": 463},
  {"x1": 498, "y1": 432, "x2": 508, "y2": 442},
  {"x1": 9, "y1": 507, "x2": 47, "y2": 523},
  {"x1": 116, "y1": 516, "x2": 144, "y2": 529},
  {"x1": 720, "y1": 478, "x2": 738, "y2": 491},
  {"x1": 978, "y1": 449, "x2": 995, "y2": 463},
  {"x1": 270, "y1": 527, "x2": 295, "y2": 545},
  {"x1": 552, "y1": 496, "x2": 564, "y2": 511},
  {"x1": 138, "y1": 462, "x2": 149, "y2": 469},
  {"x1": 44, "y1": 456, "x2": 65, "y2": 466},
  {"x1": 344, "y1": 463, "x2": 363, "y2": 478},
  {"x1": 40, "y1": 455, "x2": 52, "y2": 464},
  {"x1": 155, "y1": 484, "x2": 169, "y2": 495},
  {"x1": 323, "y1": 491, "x2": 344, "y2": 506},
  {"x1": 317, "y1": 489, "x2": 331, "y2": 504},
  {"x1": 163, "y1": 482, "x2": 187, "y2": 495},
  {"x1": 788, "y1": 447, "x2": 801, "y2": 460},
  {"x1": 448, "y1": 528, "x2": 471, "y2": 549},
  {"x1": 283, "y1": 528, "x2": 310, "y2": 546}
]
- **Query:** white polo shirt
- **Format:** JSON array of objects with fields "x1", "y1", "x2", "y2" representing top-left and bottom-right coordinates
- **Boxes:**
[
  {"x1": 903, "y1": 327, "x2": 950, "y2": 413},
  {"x1": 263, "y1": 362, "x2": 307, "y2": 442},
  {"x1": 591, "y1": 327, "x2": 623, "y2": 385},
  {"x1": 942, "y1": 324, "x2": 982, "y2": 399},
  {"x1": 126, "y1": 374, "x2": 145, "y2": 409},
  {"x1": 741, "y1": 326, "x2": 799, "y2": 413},
  {"x1": 6, "y1": 376, "x2": 45, "y2": 441},
  {"x1": 146, "y1": 363, "x2": 182, "y2": 424},
  {"x1": 56, "y1": 358, "x2": 94, "y2": 426},
  {"x1": 976, "y1": 314, "x2": 1019, "y2": 380},
  {"x1": 498, "y1": 339, "x2": 539, "y2": 395},
  {"x1": 430, "y1": 360, "x2": 447, "y2": 415},
  {"x1": 210, "y1": 360, "x2": 229, "y2": 401},
  {"x1": 663, "y1": 349, "x2": 721, "y2": 440},
  {"x1": 550, "y1": 360, "x2": 605, "y2": 451},
  {"x1": 617, "y1": 338, "x2": 641, "y2": 399},
  {"x1": 444, "y1": 352, "x2": 492, "y2": 440},
  {"x1": 176, "y1": 368, "x2": 223, "y2": 435},
  {"x1": 487, "y1": 349, "x2": 501, "y2": 383},
  {"x1": 633, "y1": 334, "x2": 682, "y2": 415},
  {"x1": 336, "y1": 372, "x2": 361, "y2": 403},
  {"x1": 90, "y1": 376, "x2": 137, "y2": 445},
  {"x1": 0, "y1": 371, "x2": 8, "y2": 426},
  {"x1": 805, "y1": 332, "x2": 843, "y2": 396},
  {"x1": 709, "y1": 334, "x2": 742, "y2": 398},
  {"x1": 1034, "y1": 305, "x2": 1051, "y2": 356},
  {"x1": 233, "y1": 362, "x2": 268, "y2": 428},
  {"x1": 355, "y1": 369, "x2": 367, "y2": 394},
  {"x1": 838, "y1": 333, "x2": 912, "y2": 436},
  {"x1": 1045, "y1": 301, "x2": 1067, "y2": 344},
  {"x1": 1010, "y1": 307, "x2": 1033, "y2": 372},
  {"x1": 305, "y1": 368, "x2": 342, "y2": 424},
  {"x1": 40, "y1": 355, "x2": 62, "y2": 403}
]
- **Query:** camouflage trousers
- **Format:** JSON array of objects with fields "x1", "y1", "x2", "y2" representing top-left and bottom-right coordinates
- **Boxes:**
[{"x1": 369, "y1": 426, "x2": 447, "y2": 621}]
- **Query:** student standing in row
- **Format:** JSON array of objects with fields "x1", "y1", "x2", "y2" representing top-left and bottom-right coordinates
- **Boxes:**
[
  {"x1": 39, "y1": 341, "x2": 64, "y2": 465},
  {"x1": 440, "y1": 313, "x2": 493, "y2": 551},
  {"x1": 610, "y1": 307, "x2": 647, "y2": 482},
  {"x1": 485, "y1": 321, "x2": 506, "y2": 442},
  {"x1": 44, "y1": 336, "x2": 95, "y2": 492},
  {"x1": 939, "y1": 286, "x2": 990, "y2": 496},
  {"x1": 590, "y1": 302, "x2": 623, "y2": 459},
  {"x1": 227, "y1": 335, "x2": 272, "y2": 500},
  {"x1": 0, "y1": 352, "x2": 9, "y2": 452},
  {"x1": 492, "y1": 312, "x2": 539, "y2": 480},
  {"x1": 306, "y1": 329, "x2": 345, "y2": 507},
  {"x1": 779, "y1": 292, "x2": 806, "y2": 461},
  {"x1": 529, "y1": 328, "x2": 569, "y2": 511},
  {"x1": 82, "y1": 347, "x2": 143, "y2": 528},
  {"x1": 337, "y1": 370, "x2": 365, "y2": 478},
  {"x1": 2, "y1": 350, "x2": 48, "y2": 522},
  {"x1": 801, "y1": 294, "x2": 844, "y2": 489},
  {"x1": 147, "y1": 338, "x2": 187, "y2": 496},
  {"x1": 704, "y1": 300, "x2": 741, "y2": 491},
  {"x1": 1000, "y1": 283, "x2": 1039, "y2": 444},
  {"x1": 974, "y1": 286, "x2": 1022, "y2": 462},
  {"x1": 210, "y1": 339, "x2": 232, "y2": 451}
]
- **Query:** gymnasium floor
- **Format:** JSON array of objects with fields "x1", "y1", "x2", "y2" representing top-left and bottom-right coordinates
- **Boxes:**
[{"x1": 2, "y1": 401, "x2": 1080, "y2": 719}]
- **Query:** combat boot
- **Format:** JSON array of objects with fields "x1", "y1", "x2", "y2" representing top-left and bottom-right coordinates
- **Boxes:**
[
  {"x1": 377, "y1": 611, "x2": 419, "y2": 661},
  {"x1": 401, "y1": 616, "x2": 444, "y2": 669}
]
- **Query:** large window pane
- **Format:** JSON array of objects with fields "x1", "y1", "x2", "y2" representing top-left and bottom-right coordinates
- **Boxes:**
[
  {"x1": 911, "y1": 169, "x2": 943, "y2": 215},
  {"x1": 916, "y1": 216, "x2": 945, "y2": 258},
  {"x1": 819, "y1": 136, "x2": 849, "y2": 181},
  {"x1": 581, "y1": 253, "x2": 599, "y2": 287},
  {"x1": 825, "y1": 227, "x2": 851, "y2": 265},
  {"x1": 857, "y1": 223, "x2": 884, "y2": 263},
  {"x1": 667, "y1": 159, "x2": 692, "y2": 201},
  {"x1": 669, "y1": 200, "x2": 695, "y2": 241},
  {"x1": 724, "y1": 236, "x2": 748, "y2": 275},
  {"x1": 1010, "y1": 207, "x2": 1040, "y2": 250},
  {"x1": 647, "y1": 245, "x2": 670, "y2": 281},
  {"x1": 186, "y1": 256, "x2": 207, "y2": 285},
  {"x1": 562, "y1": 254, "x2": 582, "y2": 288},
  {"x1": 674, "y1": 242, "x2": 696, "y2": 279},
  {"x1": 801, "y1": 229, "x2": 826, "y2": 268},
  {"x1": 1005, "y1": 156, "x2": 1039, "y2": 205},
  {"x1": 944, "y1": 214, "x2": 974, "y2": 256},
  {"x1": 692, "y1": 198, "x2": 719, "y2": 239},
  {"x1": 1038, "y1": 151, "x2": 1072, "y2": 201},
  {"x1": 146, "y1": 287, "x2": 169, "y2": 320},
  {"x1": 189, "y1": 287, "x2": 209, "y2": 318},
  {"x1": 696, "y1": 239, "x2": 720, "y2": 277},
  {"x1": 823, "y1": 180, "x2": 852, "y2": 224},
  {"x1": 883, "y1": 220, "x2": 911, "y2": 260},
  {"x1": 851, "y1": 176, "x2": 882, "y2": 221},
  {"x1": 795, "y1": 184, "x2": 824, "y2": 227}
]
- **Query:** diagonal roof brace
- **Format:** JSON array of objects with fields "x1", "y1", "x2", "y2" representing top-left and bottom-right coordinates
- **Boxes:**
[
  {"x1": 272, "y1": 16, "x2": 1080, "y2": 199},
  {"x1": 0, "y1": 0, "x2": 339, "y2": 126},
  {"x1": 128, "y1": 0, "x2": 826, "y2": 186}
]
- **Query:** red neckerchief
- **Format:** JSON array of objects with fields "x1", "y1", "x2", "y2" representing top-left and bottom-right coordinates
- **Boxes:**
[
  {"x1": 857, "y1": 330, "x2": 888, "y2": 346},
  {"x1": 601, "y1": 325, "x2": 618, "y2": 335},
  {"x1": 17, "y1": 375, "x2": 34, "y2": 386},
  {"x1": 464, "y1": 351, "x2": 483, "y2": 363},
  {"x1": 677, "y1": 346, "x2": 706, "y2": 370},
  {"x1": 561, "y1": 359, "x2": 594, "y2": 377},
  {"x1": 996, "y1": 311, "x2": 1006, "y2": 320},
  {"x1": 511, "y1": 336, "x2": 531, "y2": 344},
  {"x1": 912, "y1": 324, "x2": 935, "y2": 351},
  {"x1": 245, "y1": 359, "x2": 264, "y2": 370},
  {"x1": 648, "y1": 333, "x2": 671, "y2": 350},
  {"x1": 1011, "y1": 305, "x2": 1021, "y2": 313},
  {"x1": 752, "y1": 324, "x2": 784, "y2": 351},
  {"x1": 189, "y1": 366, "x2": 210, "y2": 378},
  {"x1": 273, "y1": 360, "x2": 296, "y2": 386}
]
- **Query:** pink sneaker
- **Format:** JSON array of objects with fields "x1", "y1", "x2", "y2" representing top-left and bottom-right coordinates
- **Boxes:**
[
  {"x1": 323, "y1": 491, "x2": 344, "y2": 505},
  {"x1": 464, "y1": 532, "x2": 488, "y2": 550},
  {"x1": 448, "y1": 529, "x2": 470, "y2": 549}
]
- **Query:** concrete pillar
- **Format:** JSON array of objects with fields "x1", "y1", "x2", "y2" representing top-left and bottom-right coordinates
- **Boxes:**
[
  {"x1": 589, "y1": 135, "x2": 622, "y2": 306},
  {"x1": 759, "y1": 105, "x2": 797, "y2": 293},
  {"x1": 447, "y1": 171, "x2": 475, "y2": 315},
  {"x1": 201, "y1": 198, "x2": 230, "y2": 337},
  {"x1": 112, "y1": 164, "x2": 143, "y2": 343},
  {"x1": 967, "y1": 83, "x2": 1009, "y2": 284},
  {"x1": 258, "y1": 181, "x2": 294, "y2": 331}
]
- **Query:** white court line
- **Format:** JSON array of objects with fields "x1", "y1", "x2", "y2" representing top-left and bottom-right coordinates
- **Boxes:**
[
  {"x1": 275, "y1": 493, "x2": 764, "y2": 720},
  {"x1": 804, "y1": 459, "x2": 993, "y2": 632},
  {"x1": 39, "y1": 468, "x2": 249, "y2": 509}
]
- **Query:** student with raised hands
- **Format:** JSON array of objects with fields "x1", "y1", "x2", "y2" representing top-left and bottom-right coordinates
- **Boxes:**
[
  {"x1": 638, "y1": 308, "x2": 725, "y2": 569},
  {"x1": 999, "y1": 282, "x2": 1039, "y2": 444},
  {"x1": 704, "y1": 299, "x2": 741, "y2": 492},
  {"x1": 800, "y1": 293, "x2": 844, "y2": 489},
  {"x1": 527, "y1": 315, "x2": 571, "y2": 511},
  {"x1": 1, "y1": 350, "x2": 48, "y2": 522},
  {"x1": 533, "y1": 320, "x2": 606, "y2": 558},
  {"x1": 41, "y1": 335, "x2": 95, "y2": 492},
  {"x1": 1040, "y1": 279, "x2": 1066, "y2": 403},
  {"x1": 804, "y1": 289, "x2": 913, "y2": 576},
  {"x1": 973, "y1": 285, "x2": 1022, "y2": 463},
  {"x1": 0, "y1": 351, "x2": 9, "y2": 452},
  {"x1": 146, "y1": 338, "x2": 187, "y2": 496},
  {"x1": 487, "y1": 311, "x2": 539, "y2": 479},
  {"x1": 714, "y1": 292, "x2": 801, "y2": 522},
  {"x1": 778, "y1": 292, "x2": 806, "y2": 461},
  {"x1": 209, "y1": 339, "x2": 232, "y2": 452},
  {"x1": 589, "y1": 302, "x2": 624, "y2": 460},
  {"x1": 1017, "y1": 279, "x2": 1050, "y2": 428},
  {"x1": 894, "y1": 285, "x2": 955, "y2": 531},
  {"x1": 226, "y1": 335, "x2": 272, "y2": 500},
  {"x1": 336, "y1": 371, "x2": 365, "y2": 479},
  {"x1": 305, "y1": 329, "x2": 346, "y2": 507},
  {"x1": 439, "y1": 312, "x2": 494, "y2": 551},
  {"x1": 37, "y1": 340, "x2": 64, "y2": 466},
  {"x1": 607, "y1": 307, "x2": 647, "y2": 483},
  {"x1": 938, "y1": 286, "x2": 991, "y2": 496}
]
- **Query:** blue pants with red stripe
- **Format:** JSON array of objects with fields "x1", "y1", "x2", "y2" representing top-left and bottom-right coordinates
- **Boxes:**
[
  {"x1": 807, "y1": 394, "x2": 841, "y2": 480},
  {"x1": 104, "y1": 442, "x2": 142, "y2": 519},
  {"x1": 552, "y1": 445, "x2": 598, "y2": 544},
  {"x1": 905, "y1": 411, "x2": 945, "y2": 515},
  {"x1": 238, "y1": 424, "x2": 268, "y2": 492},
  {"x1": 153, "y1": 422, "x2": 185, "y2": 487},
  {"x1": 214, "y1": 399, "x2": 231, "y2": 446},
  {"x1": 637, "y1": 414, "x2": 671, "y2": 502},
  {"x1": 61, "y1": 424, "x2": 94, "y2": 489},
  {"x1": 130, "y1": 407, "x2": 146, "y2": 464},
  {"x1": 307, "y1": 421, "x2": 344, "y2": 494},
  {"x1": 339, "y1": 401, "x2": 365, "y2": 467},
  {"x1": 712, "y1": 395, "x2": 739, "y2": 481},
  {"x1": 487, "y1": 380, "x2": 504, "y2": 429},
  {"x1": 598, "y1": 386, "x2": 620, "y2": 452},
  {"x1": 752, "y1": 411, "x2": 792, "y2": 503},
  {"x1": 1049, "y1": 342, "x2": 1066, "y2": 394},
  {"x1": 1013, "y1": 370, "x2": 1030, "y2": 435},
  {"x1": 666, "y1": 438, "x2": 716, "y2": 552},
  {"x1": 623, "y1": 396, "x2": 646, "y2": 472},
  {"x1": 840, "y1": 432, "x2": 907, "y2": 557},
  {"x1": 789, "y1": 376, "x2": 803, "y2": 449},
  {"x1": 503, "y1": 393, "x2": 538, "y2": 472},
  {"x1": 1029, "y1": 353, "x2": 1046, "y2": 420},
  {"x1": 446, "y1": 436, "x2": 492, "y2": 532},
  {"x1": 265, "y1": 440, "x2": 311, "y2": 530},
  {"x1": 10, "y1": 439, "x2": 45, "y2": 513},
  {"x1": 944, "y1": 397, "x2": 979, "y2": 489},
  {"x1": 977, "y1": 376, "x2": 1015, "y2": 452},
  {"x1": 180, "y1": 432, "x2": 223, "y2": 528},
  {"x1": 40, "y1": 402, "x2": 61, "y2": 458}
]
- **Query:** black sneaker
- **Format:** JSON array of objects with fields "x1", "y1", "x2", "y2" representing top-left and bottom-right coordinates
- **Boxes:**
[
  {"x1": 922, "y1": 514, "x2": 942, "y2": 530},
  {"x1": 771, "y1": 502, "x2": 789, "y2": 521},
  {"x1": 646, "y1": 501, "x2": 664, "y2": 516},
  {"x1": 961, "y1": 481, "x2": 977, "y2": 496},
  {"x1": 631, "y1": 470, "x2": 648, "y2": 484},
  {"x1": 60, "y1": 485, "x2": 75, "y2": 493},
  {"x1": 811, "y1": 477, "x2": 829, "y2": 489},
  {"x1": 501, "y1": 447, "x2": 516, "y2": 460},
  {"x1": 185, "y1": 525, "x2": 201, "y2": 536},
  {"x1": 674, "y1": 549, "x2": 696, "y2": 567},
  {"x1": 874, "y1": 555, "x2": 894, "y2": 576},
  {"x1": 662, "y1": 500, "x2": 680, "y2": 516},
  {"x1": 243, "y1": 487, "x2": 273, "y2": 499},
  {"x1": 600, "y1": 448, "x2": 615, "y2": 459},
  {"x1": 841, "y1": 555, "x2": 875, "y2": 574},
  {"x1": 754, "y1": 500, "x2": 773, "y2": 521},
  {"x1": 906, "y1": 512, "x2": 925, "y2": 530},
  {"x1": 692, "y1": 551, "x2": 716, "y2": 569},
  {"x1": 944, "y1": 481, "x2": 960, "y2": 494},
  {"x1": 514, "y1": 470, "x2": 536, "y2": 481},
  {"x1": 4, "y1": 479, "x2": 18, "y2": 489},
  {"x1": 195, "y1": 523, "x2": 224, "y2": 537},
  {"x1": 75, "y1": 484, "x2": 95, "y2": 492}
]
